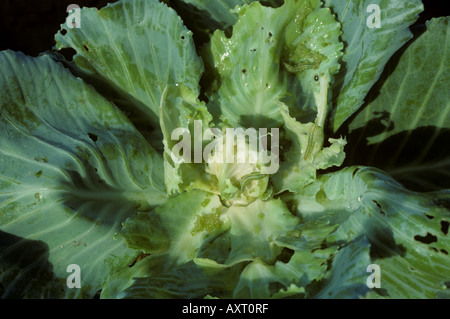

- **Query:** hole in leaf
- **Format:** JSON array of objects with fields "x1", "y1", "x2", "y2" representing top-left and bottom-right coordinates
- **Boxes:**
[
  {"x1": 440, "y1": 249, "x2": 448, "y2": 255},
  {"x1": 83, "y1": 44, "x2": 89, "y2": 51},
  {"x1": 88, "y1": 133, "x2": 98, "y2": 142},
  {"x1": 269, "y1": 282, "x2": 285, "y2": 295},
  {"x1": 285, "y1": 199, "x2": 298, "y2": 216},
  {"x1": 369, "y1": 227, "x2": 406, "y2": 259},
  {"x1": 242, "y1": 69, "x2": 247, "y2": 74},
  {"x1": 128, "y1": 252, "x2": 150, "y2": 268},
  {"x1": 181, "y1": 35, "x2": 185, "y2": 40},
  {"x1": 372, "y1": 288, "x2": 389, "y2": 297},
  {"x1": 433, "y1": 197, "x2": 450, "y2": 210},
  {"x1": 57, "y1": 48, "x2": 76, "y2": 62},
  {"x1": 61, "y1": 29, "x2": 67, "y2": 35},
  {"x1": 269, "y1": 32, "x2": 273, "y2": 37},
  {"x1": 277, "y1": 247, "x2": 294, "y2": 263},
  {"x1": 425, "y1": 214, "x2": 434, "y2": 220},
  {"x1": 94, "y1": 289, "x2": 102, "y2": 299},
  {"x1": 441, "y1": 220, "x2": 449, "y2": 235},
  {"x1": 372, "y1": 200, "x2": 384, "y2": 215},
  {"x1": 414, "y1": 233, "x2": 438, "y2": 244}
]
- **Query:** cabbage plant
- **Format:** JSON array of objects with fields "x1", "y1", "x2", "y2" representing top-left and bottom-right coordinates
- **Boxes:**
[{"x1": 0, "y1": 0, "x2": 449, "y2": 299}]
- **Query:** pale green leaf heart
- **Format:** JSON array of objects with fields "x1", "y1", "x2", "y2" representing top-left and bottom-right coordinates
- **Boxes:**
[
  {"x1": 287, "y1": 166, "x2": 450, "y2": 298},
  {"x1": 345, "y1": 17, "x2": 450, "y2": 192},
  {"x1": 54, "y1": 0, "x2": 204, "y2": 133},
  {"x1": 326, "y1": 0, "x2": 424, "y2": 131},
  {"x1": 0, "y1": 51, "x2": 166, "y2": 298},
  {"x1": 202, "y1": 127, "x2": 273, "y2": 206}
]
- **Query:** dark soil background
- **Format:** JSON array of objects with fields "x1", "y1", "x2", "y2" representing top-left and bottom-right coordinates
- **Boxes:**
[
  {"x1": 0, "y1": 0, "x2": 448, "y2": 57},
  {"x1": 0, "y1": 0, "x2": 119, "y2": 56}
]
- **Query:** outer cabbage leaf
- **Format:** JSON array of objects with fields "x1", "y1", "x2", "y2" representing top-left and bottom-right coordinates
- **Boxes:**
[
  {"x1": 119, "y1": 261, "x2": 218, "y2": 299},
  {"x1": 285, "y1": 166, "x2": 450, "y2": 298},
  {"x1": 311, "y1": 236, "x2": 371, "y2": 299},
  {"x1": 345, "y1": 17, "x2": 450, "y2": 192},
  {"x1": 326, "y1": 0, "x2": 424, "y2": 131},
  {"x1": 0, "y1": 51, "x2": 166, "y2": 298},
  {"x1": 54, "y1": 0, "x2": 204, "y2": 136},
  {"x1": 205, "y1": 0, "x2": 343, "y2": 128},
  {"x1": 57, "y1": 0, "x2": 218, "y2": 195},
  {"x1": 118, "y1": 259, "x2": 245, "y2": 299}
]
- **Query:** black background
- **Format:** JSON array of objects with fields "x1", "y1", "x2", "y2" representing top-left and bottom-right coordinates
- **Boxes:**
[{"x1": 0, "y1": 0, "x2": 448, "y2": 57}]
